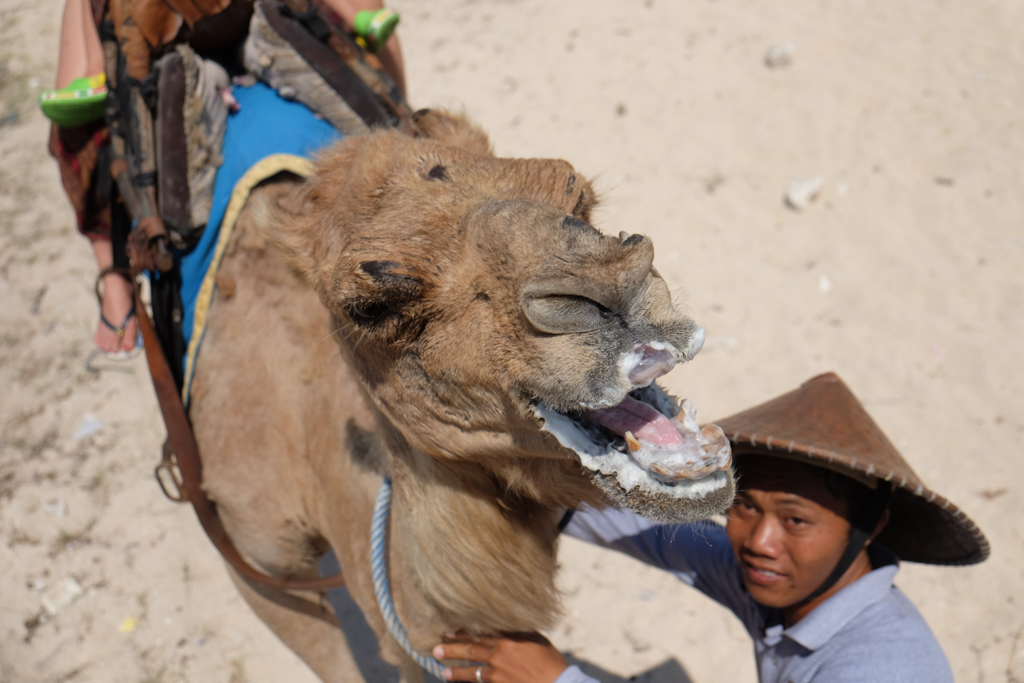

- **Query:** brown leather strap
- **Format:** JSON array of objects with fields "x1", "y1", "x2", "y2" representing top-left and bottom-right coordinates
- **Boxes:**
[
  {"x1": 269, "y1": 0, "x2": 414, "y2": 133},
  {"x1": 155, "y1": 50, "x2": 194, "y2": 240},
  {"x1": 133, "y1": 279, "x2": 346, "y2": 591}
]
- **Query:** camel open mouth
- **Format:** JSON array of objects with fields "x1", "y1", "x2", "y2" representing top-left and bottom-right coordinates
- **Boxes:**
[{"x1": 533, "y1": 382, "x2": 733, "y2": 503}]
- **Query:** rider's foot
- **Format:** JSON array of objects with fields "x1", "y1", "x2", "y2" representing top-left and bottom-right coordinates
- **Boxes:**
[
  {"x1": 94, "y1": 270, "x2": 137, "y2": 355},
  {"x1": 40, "y1": 73, "x2": 107, "y2": 128},
  {"x1": 220, "y1": 86, "x2": 240, "y2": 112},
  {"x1": 352, "y1": 8, "x2": 400, "y2": 55}
]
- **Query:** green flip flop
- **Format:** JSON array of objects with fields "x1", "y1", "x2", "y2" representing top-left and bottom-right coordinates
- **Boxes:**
[
  {"x1": 39, "y1": 73, "x2": 107, "y2": 128},
  {"x1": 353, "y1": 8, "x2": 400, "y2": 55}
]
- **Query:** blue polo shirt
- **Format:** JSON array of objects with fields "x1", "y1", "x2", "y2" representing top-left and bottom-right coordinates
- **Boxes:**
[{"x1": 556, "y1": 506, "x2": 953, "y2": 683}]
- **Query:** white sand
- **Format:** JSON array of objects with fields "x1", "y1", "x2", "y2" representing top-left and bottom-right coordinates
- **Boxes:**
[{"x1": 1, "y1": 1, "x2": 1021, "y2": 681}]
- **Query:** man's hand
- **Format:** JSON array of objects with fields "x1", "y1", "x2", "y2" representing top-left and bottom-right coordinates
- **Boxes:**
[{"x1": 433, "y1": 632, "x2": 568, "y2": 683}]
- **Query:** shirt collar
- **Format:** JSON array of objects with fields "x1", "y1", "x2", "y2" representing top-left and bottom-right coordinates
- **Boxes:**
[{"x1": 779, "y1": 544, "x2": 900, "y2": 652}]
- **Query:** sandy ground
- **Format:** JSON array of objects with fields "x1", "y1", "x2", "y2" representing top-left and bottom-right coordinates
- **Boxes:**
[{"x1": 2, "y1": 0, "x2": 1023, "y2": 681}]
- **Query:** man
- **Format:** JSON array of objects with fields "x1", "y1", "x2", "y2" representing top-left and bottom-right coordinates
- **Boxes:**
[{"x1": 434, "y1": 373, "x2": 989, "y2": 683}]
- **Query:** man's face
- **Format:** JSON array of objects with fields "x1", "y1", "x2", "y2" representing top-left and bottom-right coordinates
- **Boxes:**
[{"x1": 725, "y1": 457, "x2": 852, "y2": 609}]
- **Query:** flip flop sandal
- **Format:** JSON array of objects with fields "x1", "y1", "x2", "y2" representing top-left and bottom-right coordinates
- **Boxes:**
[
  {"x1": 353, "y1": 8, "x2": 400, "y2": 55},
  {"x1": 100, "y1": 302, "x2": 137, "y2": 341},
  {"x1": 94, "y1": 266, "x2": 141, "y2": 360},
  {"x1": 39, "y1": 73, "x2": 108, "y2": 128}
]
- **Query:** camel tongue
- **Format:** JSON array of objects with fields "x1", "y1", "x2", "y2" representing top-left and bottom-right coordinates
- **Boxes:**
[{"x1": 584, "y1": 396, "x2": 684, "y2": 447}]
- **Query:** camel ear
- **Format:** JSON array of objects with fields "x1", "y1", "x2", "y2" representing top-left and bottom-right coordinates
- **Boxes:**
[
  {"x1": 570, "y1": 177, "x2": 599, "y2": 223},
  {"x1": 493, "y1": 158, "x2": 601, "y2": 219},
  {"x1": 252, "y1": 174, "x2": 319, "y2": 281},
  {"x1": 413, "y1": 108, "x2": 493, "y2": 157}
]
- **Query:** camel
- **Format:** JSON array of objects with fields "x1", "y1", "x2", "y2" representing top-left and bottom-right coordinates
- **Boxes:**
[{"x1": 186, "y1": 109, "x2": 735, "y2": 682}]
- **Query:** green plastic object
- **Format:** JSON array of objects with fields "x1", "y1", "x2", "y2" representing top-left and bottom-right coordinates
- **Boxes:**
[
  {"x1": 353, "y1": 8, "x2": 400, "y2": 54},
  {"x1": 39, "y1": 73, "x2": 107, "y2": 128}
]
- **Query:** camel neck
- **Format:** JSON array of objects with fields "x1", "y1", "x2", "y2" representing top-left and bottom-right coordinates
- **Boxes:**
[{"x1": 386, "y1": 448, "x2": 565, "y2": 640}]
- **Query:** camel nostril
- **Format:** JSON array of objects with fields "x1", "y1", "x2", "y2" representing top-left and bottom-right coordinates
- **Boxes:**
[
  {"x1": 628, "y1": 345, "x2": 676, "y2": 388},
  {"x1": 621, "y1": 233, "x2": 646, "y2": 249}
]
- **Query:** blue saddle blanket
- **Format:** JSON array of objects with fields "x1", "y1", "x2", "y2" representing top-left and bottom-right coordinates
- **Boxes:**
[{"x1": 176, "y1": 82, "x2": 341, "y2": 400}]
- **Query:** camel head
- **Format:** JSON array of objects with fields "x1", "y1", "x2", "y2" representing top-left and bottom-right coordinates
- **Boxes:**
[{"x1": 267, "y1": 110, "x2": 734, "y2": 523}]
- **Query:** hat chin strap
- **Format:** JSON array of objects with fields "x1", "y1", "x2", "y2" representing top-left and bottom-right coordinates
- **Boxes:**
[{"x1": 804, "y1": 481, "x2": 892, "y2": 602}]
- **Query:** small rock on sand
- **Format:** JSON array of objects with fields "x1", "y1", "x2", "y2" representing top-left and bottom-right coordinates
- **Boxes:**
[
  {"x1": 73, "y1": 415, "x2": 103, "y2": 439},
  {"x1": 41, "y1": 577, "x2": 83, "y2": 616},
  {"x1": 764, "y1": 42, "x2": 795, "y2": 69},
  {"x1": 785, "y1": 177, "x2": 824, "y2": 210},
  {"x1": 43, "y1": 499, "x2": 68, "y2": 518}
]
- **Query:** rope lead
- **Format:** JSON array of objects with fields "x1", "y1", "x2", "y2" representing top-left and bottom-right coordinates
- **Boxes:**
[{"x1": 371, "y1": 477, "x2": 448, "y2": 678}]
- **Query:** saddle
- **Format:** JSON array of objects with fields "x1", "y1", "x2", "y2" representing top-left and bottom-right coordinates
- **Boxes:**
[
  {"x1": 100, "y1": 0, "x2": 414, "y2": 591},
  {"x1": 100, "y1": 0, "x2": 414, "y2": 387},
  {"x1": 107, "y1": 0, "x2": 412, "y2": 258}
]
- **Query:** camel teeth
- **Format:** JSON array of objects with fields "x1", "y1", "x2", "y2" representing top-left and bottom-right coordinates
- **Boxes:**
[
  {"x1": 625, "y1": 431, "x2": 642, "y2": 452},
  {"x1": 651, "y1": 462, "x2": 692, "y2": 479}
]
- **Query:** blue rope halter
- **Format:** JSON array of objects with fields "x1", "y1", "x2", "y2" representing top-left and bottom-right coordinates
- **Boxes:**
[{"x1": 371, "y1": 477, "x2": 447, "y2": 678}]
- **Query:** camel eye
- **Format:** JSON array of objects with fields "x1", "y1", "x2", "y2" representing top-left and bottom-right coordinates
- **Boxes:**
[
  {"x1": 348, "y1": 300, "x2": 391, "y2": 324},
  {"x1": 427, "y1": 165, "x2": 448, "y2": 181},
  {"x1": 523, "y1": 294, "x2": 615, "y2": 334},
  {"x1": 345, "y1": 261, "x2": 423, "y2": 333}
]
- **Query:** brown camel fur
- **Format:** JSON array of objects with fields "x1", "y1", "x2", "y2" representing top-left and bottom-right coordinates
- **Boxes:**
[{"x1": 188, "y1": 110, "x2": 735, "y2": 681}]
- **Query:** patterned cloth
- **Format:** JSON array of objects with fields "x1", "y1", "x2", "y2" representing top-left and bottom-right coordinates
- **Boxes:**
[
  {"x1": 48, "y1": 120, "x2": 112, "y2": 241},
  {"x1": 47, "y1": 0, "x2": 109, "y2": 239}
]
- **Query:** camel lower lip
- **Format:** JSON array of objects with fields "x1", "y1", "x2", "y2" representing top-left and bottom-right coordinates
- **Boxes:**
[{"x1": 532, "y1": 394, "x2": 731, "y2": 501}]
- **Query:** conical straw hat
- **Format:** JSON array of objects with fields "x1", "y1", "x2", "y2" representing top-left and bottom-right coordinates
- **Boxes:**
[{"x1": 714, "y1": 372, "x2": 989, "y2": 565}]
